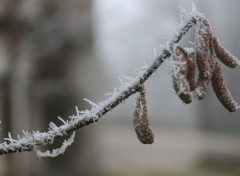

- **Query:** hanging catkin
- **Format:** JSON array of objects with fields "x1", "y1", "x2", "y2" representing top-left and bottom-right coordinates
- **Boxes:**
[
  {"x1": 133, "y1": 85, "x2": 154, "y2": 144},
  {"x1": 194, "y1": 18, "x2": 212, "y2": 99},
  {"x1": 211, "y1": 63, "x2": 238, "y2": 112},
  {"x1": 172, "y1": 46, "x2": 192, "y2": 104}
]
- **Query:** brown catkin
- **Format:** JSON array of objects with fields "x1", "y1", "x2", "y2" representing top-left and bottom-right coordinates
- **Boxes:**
[
  {"x1": 212, "y1": 36, "x2": 240, "y2": 68},
  {"x1": 211, "y1": 63, "x2": 238, "y2": 112},
  {"x1": 133, "y1": 85, "x2": 154, "y2": 144},
  {"x1": 172, "y1": 46, "x2": 192, "y2": 104},
  {"x1": 195, "y1": 18, "x2": 212, "y2": 99}
]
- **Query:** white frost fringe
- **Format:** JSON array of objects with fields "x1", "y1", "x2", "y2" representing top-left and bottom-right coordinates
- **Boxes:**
[{"x1": 35, "y1": 132, "x2": 75, "y2": 158}]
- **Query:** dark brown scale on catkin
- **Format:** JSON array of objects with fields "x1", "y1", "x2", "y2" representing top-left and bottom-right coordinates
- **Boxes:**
[
  {"x1": 194, "y1": 18, "x2": 212, "y2": 99},
  {"x1": 212, "y1": 36, "x2": 240, "y2": 68},
  {"x1": 211, "y1": 63, "x2": 238, "y2": 112},
  {"x1": 195, "y1": 53, "x2": 216, "y2": 99},
  {"x1": 172, "y1": 46, "x2": 192, "y2": 104},
  {"x1": 186, "y1": 51, "x2": 197, "y2": 91},
  {"x1": 209, "y1": 36, "x2": 217, "y2": 75},
  {"x1": 133, "y1": 86, "x2": 154, "y2": 144}
]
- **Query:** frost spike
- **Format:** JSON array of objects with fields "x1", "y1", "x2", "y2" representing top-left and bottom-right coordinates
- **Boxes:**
[
  {"x1": 212, "y1": 36, "x2": 240, "y2": 68},
  {"x1": 211, "y1": 63, "x2": 238, "y2": 112},
  {"x1": 133, "y1": 85, "x2": 154, "y2": 144}
]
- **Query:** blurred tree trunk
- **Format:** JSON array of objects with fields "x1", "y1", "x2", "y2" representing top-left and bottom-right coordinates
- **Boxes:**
[{"x1": 0, "y1": 0, "x2": 100, "y2": 175}]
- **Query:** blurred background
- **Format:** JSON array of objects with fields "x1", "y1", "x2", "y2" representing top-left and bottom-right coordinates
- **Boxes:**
[{"x1": 0, "y1": 0, "x2": 240, "y2": 176}]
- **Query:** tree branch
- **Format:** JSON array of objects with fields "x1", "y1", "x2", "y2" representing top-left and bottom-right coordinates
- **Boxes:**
[{"x1": 0, "y1": 5, "x2": 234, "y2": 156}]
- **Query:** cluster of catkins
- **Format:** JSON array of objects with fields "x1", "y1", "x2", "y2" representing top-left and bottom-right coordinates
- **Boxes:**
[
  {"x1": 133, "y1": 17, "x2": 239, "y2": 145},
  {"x1": 173, "y1": 17, "x2": 239, "y2": 112}
]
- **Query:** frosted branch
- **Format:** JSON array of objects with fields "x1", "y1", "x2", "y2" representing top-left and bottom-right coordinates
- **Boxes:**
[{"x1": 0, "y1": 5, "x2": 230, "y2": 156}]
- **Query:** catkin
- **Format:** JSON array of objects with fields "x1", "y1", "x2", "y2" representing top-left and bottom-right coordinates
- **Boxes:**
[
  {"x1": 212, "y1": 36, "x2": 240, "y2": 68},
  {"x1": 172, "y1": 46, "x2": 192, "y2": 104},
  {"x1": 194, "y1": 18, "x2": 212, "y2": 99},
  {"x1": 133, "y1": 85, "x2": 154, "y2": 144},
  {"x1": 211, "y1": 63, "x2": 238, "y2": 112}
]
